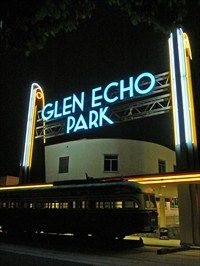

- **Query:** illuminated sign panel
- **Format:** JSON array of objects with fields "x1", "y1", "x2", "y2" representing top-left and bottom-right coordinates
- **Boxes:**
[{"x1": 41, "y1": 72, "x2": 156, "y2": 134}]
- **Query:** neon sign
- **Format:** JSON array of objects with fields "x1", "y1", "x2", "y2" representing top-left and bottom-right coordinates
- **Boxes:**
[{"x1": 41, "y1": 72, "x2": 156, "y2": 134}]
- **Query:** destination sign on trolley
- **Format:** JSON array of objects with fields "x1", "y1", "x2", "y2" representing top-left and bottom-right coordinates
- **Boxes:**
[{"x1": 41, "y1": 72, "x2": 156, "y2": 134}]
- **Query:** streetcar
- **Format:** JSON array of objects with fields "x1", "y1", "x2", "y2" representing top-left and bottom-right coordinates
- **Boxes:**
[{"x1": 0, "y1": 179, "x2": 158, "y2": 239}]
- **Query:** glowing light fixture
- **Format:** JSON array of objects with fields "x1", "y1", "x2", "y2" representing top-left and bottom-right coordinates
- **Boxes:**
[
  {"x1": 22, "y1": 83, "x2": 45, "y2": 174},
  {"x1": 177, "y1": 29, "x2": 192, "y2": 144},
  {"x1": 128, "y1": 172, "x2": 200, "y2": 184},
  {"x1": 182, "y1": 32, "x2": 197, "y2": 147},
  {"x1": 168, "y1": 29, "x2": 197, "y2": 149},
  {"x1": 0, "y1": 184, "x2": 53, "y2": 191},
  {"x1": 168, "y1": 33, "x2": 180, "y2": 145},
  {"x1": 135, "y1": 178, "x2": 200, "y2": 185}
]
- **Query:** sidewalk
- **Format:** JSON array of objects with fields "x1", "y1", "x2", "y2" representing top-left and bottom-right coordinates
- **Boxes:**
[
  {"x1": 126, "y1": 235, "x2": 200, "y2": 250},
  {"x1": 142, "y1": 237, "x2": 180, "y2": 247}
]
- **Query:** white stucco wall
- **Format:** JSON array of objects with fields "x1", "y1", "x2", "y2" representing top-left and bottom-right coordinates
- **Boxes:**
[{"x1": 45, "y1": 138, "x2": 176, "y2": 183}]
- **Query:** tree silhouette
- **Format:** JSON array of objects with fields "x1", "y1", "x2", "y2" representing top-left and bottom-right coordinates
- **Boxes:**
[{"x1": 1, "y1": 0, "x2": 188, "y2": 55}]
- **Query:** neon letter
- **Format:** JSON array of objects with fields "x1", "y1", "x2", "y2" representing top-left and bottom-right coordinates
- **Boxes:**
[
  {"x1": 54, "y1": 101, "x2": 62, "y2": 118},
  {"x1": 134, "y1": 72, "x2": 155, "y2": 95},
  {"x1": 99, "y1": 107, "x2": 114, "y2": 126},
  {"x1": 120, "y1": 77, "x2": 134, "y2": 100},
  {"x1": 66, "y1": 116, "x2": 76, "y2": 133},
  {"x1": 74, "y1": 114, "x2": 88, "y2": 132},
  {"x1": 89, "y1": 110, "x2": 99, "y2": 129},
  {"x1": 104, "y1": 82, "x2": 119, "y2": 103},
  {"x1": 92, "y1": 87, "x2": 103, "y2": 107},
  {"x1": 63, "y1": 96, "x2": 72, "y2": 116},
  {"x1": 41, "y1": 103, "x2": 54, "y2": 120},
  {"x1": 72, "y1": 92, "x2": 85, "y2": 113}
]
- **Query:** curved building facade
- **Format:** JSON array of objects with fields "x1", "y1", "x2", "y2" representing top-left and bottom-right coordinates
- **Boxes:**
[{"x1": 45, "y1": 138, "x2": 176, "y2": 183}]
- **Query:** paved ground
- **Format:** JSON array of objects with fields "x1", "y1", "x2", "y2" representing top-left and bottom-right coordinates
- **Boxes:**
[
  {"x1": 126, "y1": 235, "x2": 181, "y2": 247},
  {"x1": 0, "y1": 235, "x2": 199, "y2": 266}
]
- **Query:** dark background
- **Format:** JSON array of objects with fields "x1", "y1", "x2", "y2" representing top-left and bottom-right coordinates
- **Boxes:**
[{"x1": 1, "y1": 4, "x2": 200, "y2": 181}]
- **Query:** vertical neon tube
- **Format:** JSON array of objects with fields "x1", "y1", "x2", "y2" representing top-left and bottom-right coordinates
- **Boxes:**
[
  {"x1": 22, "y1": 85, "x2": 35, "y2": 169},
  {"x1": 168, "y1": 33, "x2": 180, "y2": 146},
  {"x1": 28, "y1": 105, "x2": 37, "y2": 168},
  {"x1": 183, "y1": 33, "x2": 197, "y2": 147},
  {"x1": 36, "y1": 88, "x2": 46, "y2": 144},
  {"x1": 177, "y1": 28, "x2": 192, "y2": 145},
  {"x1": 169, "y1": 28, "x2": 198, "y2": 170},
  {"x1": 22, "y1": 83, "x2": 45, "y2": 175}
]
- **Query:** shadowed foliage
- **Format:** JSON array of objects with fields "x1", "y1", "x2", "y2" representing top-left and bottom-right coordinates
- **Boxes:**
[{"x1": 1, "y1": 0, "x2": 188, "y2": 55}]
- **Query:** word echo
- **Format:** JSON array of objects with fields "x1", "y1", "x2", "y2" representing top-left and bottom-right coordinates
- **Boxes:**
[{"x1": 41, "y1": 72, "x2": 156, "y2": 134}]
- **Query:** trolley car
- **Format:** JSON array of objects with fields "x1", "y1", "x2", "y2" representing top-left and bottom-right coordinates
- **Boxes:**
[{"x1": 0, "y1": 179, "x2": 158, "y2": 239}]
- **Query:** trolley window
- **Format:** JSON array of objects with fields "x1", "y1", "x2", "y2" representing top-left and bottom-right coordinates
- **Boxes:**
[
  {"x1": 114, "y1": 201, "x2": 122, "y2": 208},
  {"x1": 144, "y1": 194, "x2": 156, "y2": 209},
  {"x1": 124, "y1": 201, "x2": 139, "y2": 209}
]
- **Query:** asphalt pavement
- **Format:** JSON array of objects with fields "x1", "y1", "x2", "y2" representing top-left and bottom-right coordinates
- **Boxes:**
[{"x1": 0, "y1": 234, "x2": 199, "y2": 266}]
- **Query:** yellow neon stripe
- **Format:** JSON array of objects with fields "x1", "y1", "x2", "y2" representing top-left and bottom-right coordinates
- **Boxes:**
[
  {"x1": 28, "y1": 104, "x2": 37, "y2": 168},
  {"x1": 23, "y1": 87, "x2": 35, "y2": 167},
  {"x1": 36, "y1": 88, "x2": 46, "y2": 144},
  {"x1": 26, "y1": 89, "x2": 36, "y2": 168},
  {"x1": 0, "y1": 184, "x2": 53, "y2": 191},
  {"x1": 137, "y1": 177, "x2": 200, "y2": 185},
  {"x1": 183, "y1": 33, "x2": 192, "y2": 60},
  {"x1": 41, "y1": 94, "x2": 46, "y2": 144},
  {"x1": 22, "y1": 84, "x2": 46, "y2": 172},
  {"x1": 178, "y1": 29, "x2": 194, "y2": 144},
  {"x1": 183, "y1": 33, "x2": 197, "y2": 147},
  {"x1": 127, "y1": 172, "x2": 200, "y2": 182}
]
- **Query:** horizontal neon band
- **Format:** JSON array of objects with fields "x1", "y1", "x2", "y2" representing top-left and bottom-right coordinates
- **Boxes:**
[
  {"x1": 128, "y1": 173, "x2": 200, "y2": 182},
  {"x1": 136, "y1": 177, "x2": 200, "y2": 184},
  {"x1": 0, "y1": 184, "x2": 53, "y2": 191}
]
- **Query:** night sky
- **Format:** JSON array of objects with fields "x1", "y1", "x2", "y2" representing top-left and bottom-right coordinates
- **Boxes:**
[{"x1": 1, "y1": 3, "x2": 200, "y2": 179}]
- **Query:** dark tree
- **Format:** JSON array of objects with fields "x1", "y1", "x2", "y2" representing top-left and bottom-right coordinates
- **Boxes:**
[{"x1": 0, "y1": 0, "x2": 189, "y2": 55}]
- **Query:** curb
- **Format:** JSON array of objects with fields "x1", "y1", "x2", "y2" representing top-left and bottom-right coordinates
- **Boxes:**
[{"x1": 157, "y1": 245, "x2": 191, "y2": 255}]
